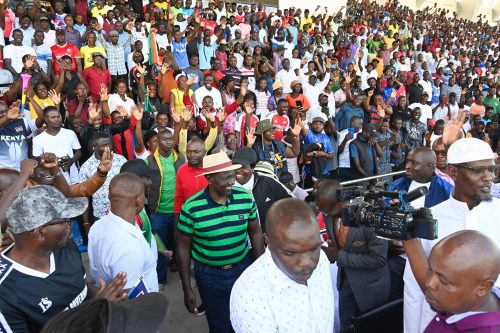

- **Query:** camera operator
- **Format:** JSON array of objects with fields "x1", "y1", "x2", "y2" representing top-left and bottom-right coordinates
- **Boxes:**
[
  {"x1": 410, "y1": 230, "x2": 500, "y2": 332},
  {"x1": 403, "y1": 137, "x2": 499, "y2": 332},
  {"x1": 387, "y1": 147, "x2": 453, "y2": 303},
  {"x1": 316, "y1": 179, "x2": 390, "y2": 333}
]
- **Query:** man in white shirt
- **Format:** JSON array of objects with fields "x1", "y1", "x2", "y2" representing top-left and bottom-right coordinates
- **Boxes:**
[
  {"x1": 403, "y1": 137, "x2": 499, "y2": 333},
  {"x1": 409, "y1": 92, "x2": 432, "y2": 125},
  {"x1": 194, "y1": 74, "x2": 223, "y2": 110},
  {"x1": 338, "y1": 116, "x2": 362, "y2": 181},
  {"x1": 230, "y1": 198, "x2": 334, "y2": 333},
  {"x1": 89, "y1": 172, "x2": 159, "y2": 292},
  {"x1": 299, "y1": 69, "x2": 330, "y2": 120},
  {"x1": 418, "y1": 71, "x2": 433, "y2": 98},
  {"x1": 275, "y1": 58, "x2": 298, "y2": 95},
  {"x1": 32, "y1": 107, "x2": 81, "y2": 185},
  {"x1": 3, "y1": 29, "x2": 36, "y2": 76}
]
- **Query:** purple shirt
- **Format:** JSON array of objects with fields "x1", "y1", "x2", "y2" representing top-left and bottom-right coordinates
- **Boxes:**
[
  {"x1": 424, "y1": 312, "x2": 500, "y2": 332},
  {"x1": 424, "y1": 289, "x2": 500, "y2": 332}
]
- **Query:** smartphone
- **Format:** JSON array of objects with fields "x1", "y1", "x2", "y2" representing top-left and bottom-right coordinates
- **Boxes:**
[
  {"x1": 348, "y1": 128, "x2": 355, "y2": 135},
  {"x1": 296, "y1": 100, "x2": 303, "y2": 108}
]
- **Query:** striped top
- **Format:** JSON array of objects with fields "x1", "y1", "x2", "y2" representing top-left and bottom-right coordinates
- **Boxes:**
[{"x1": 178, "y1": 187, "x2": 258, "y2": 266}]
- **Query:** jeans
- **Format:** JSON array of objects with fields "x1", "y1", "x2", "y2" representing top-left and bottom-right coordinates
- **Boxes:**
[
  {"x1": 150, "y1": 212, "x2": 175, "y2": 284},
  {"x1": 339, "y1": 168, "x2": 352, "y2": 182},
  {"x1": 339, "y1": 280, "x2": 360, "y2": 333},
  {"x1": 194, "y1": 255, "x2": 251, "y2": 333}
]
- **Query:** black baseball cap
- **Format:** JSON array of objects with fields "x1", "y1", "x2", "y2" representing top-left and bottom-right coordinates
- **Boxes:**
[{"x1": 232, "y1": 147, "x2": 257, "y2": 167}]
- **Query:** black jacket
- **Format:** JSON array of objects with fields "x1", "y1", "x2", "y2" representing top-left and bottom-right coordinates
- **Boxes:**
[{"x1": 250, "y1": 172, "x2": 293, "y2": 233}]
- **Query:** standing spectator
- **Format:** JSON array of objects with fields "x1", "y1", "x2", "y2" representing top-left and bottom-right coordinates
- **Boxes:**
[
  {"x1": 230, "y1": 199, "x2": 334, "y2": 333},
  {"x1": 79, "y1": 31, "x2": 106, "y2": 69},
  {"x1": 145, "y1": 129, "x2": 185, "y2": 287},
  {"x1": 3, "y1": 29, "x2": 36, "y2": 77},
  {"x1": 32, "y1": 30, "x2": 53, "y2": 78},
  {"x1": 178, "y1": 152, "x2": 265, "y2": 332},
  {"x1": 88, "y1": 173, "x2": 158, "y2": 292},
  {"x1": 78, "y1": 133, "x2": 126, "y2": 220},
  {"x1": 82, "y1": 53, "x2": 111, "y2": 103},
  {"x1": 33, "y1": 106, "x2": 82, "y2": 185},
  {"x1": 232, "y1": 148, "x2": 292, "y2": 233},
  {"x1": 349, "y1": 122, "x2": 382, "y2": 180},
  {"x1": 405, "y1": 108, "x2": 427, "y2": 151},
  {"x1": 51, "y1": 29, "x2": 82, "y2": 75},
  {"x1": 96, "y1": 25, "x2": 131, "y2": 88},
  {"x1": 303, "y1": 114, "x2": 334, "y2": 187},
  {"x1": 63, "y1": 15, "x2": 82, "y2": 48}
]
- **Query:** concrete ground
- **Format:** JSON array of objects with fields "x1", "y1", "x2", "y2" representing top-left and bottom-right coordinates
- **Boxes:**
[{"x1": 81, "y1": 253, "x2": 209, "y2": 333}]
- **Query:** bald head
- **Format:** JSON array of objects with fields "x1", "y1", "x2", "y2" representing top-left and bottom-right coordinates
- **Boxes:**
[
  {"x1": 265, "y1": 198, "x2": 322, "y2": 285},
  {"x1": 266, "y1": 198, "x2": 318, "y2": 240},
  {"x1": 432, "y1": 230, "x2": 500, "y2": 282},
  {"x1": 413, "y1": 147, "x2": 436, "y2": 165},
  {"x1": 425, "y1": 230, "x2": 500, "y2": 314},
  {"x1": 109, "y1": 172, "x2": 145, "y2": 199}
]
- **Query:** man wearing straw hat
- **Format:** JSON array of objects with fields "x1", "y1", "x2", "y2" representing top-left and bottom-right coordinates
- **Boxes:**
[{"x1": 178, "y1": 151, "x2": 265, "y2": 333}]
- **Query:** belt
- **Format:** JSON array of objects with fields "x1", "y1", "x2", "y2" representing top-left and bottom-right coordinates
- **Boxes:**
[{"x1": 196, "y1": 258, "x2": 245, "y2": 270}]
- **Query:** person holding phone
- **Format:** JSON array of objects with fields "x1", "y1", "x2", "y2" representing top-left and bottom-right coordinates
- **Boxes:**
[{"x1": 285, "y1": 80, "x2": 310, "y2": 114}]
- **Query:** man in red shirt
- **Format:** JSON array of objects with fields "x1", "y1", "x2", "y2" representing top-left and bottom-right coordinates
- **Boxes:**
[
  {"x1": 174, "y1": 137, "x2": 208, "y2": 222},
  {"x1": 51, "y1": 30, "x2": 82, "y2": 75},
  {"x1": 265, "y1": 99, "x2": 290, "y2": 141},
  {"x1": 82, "y1": 53, "x2": 111, "y2": 103}
]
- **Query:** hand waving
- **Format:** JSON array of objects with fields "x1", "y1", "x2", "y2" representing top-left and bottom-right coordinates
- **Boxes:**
[
  {"x1": 48, "y1": 89, "x2": 61, "y2": 104},
  {"x1": 95, "y1": 272, "x2": 127, "y2": 302},
  {"x1": 442, "y1": 109, "x2": 466, "y2": 147},
  {"x1": 98, "y1": 146, "x2": 113, "y2": 173},
  {"x1": 245, "y1": 127, "x2": 256, "y2": 147}
]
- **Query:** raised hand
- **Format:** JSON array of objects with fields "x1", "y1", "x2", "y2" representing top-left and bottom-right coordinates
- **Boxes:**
[
  {"x1": 25, "y1": 55, "x2": 36, "y2": 69},
  {"x1": 39, "y1": 153, "x2": 59, "y2": 171},
  {"x1": 98, "y1": 146, "x2": 113, "y2": 173},
  {"x1": 442, "y1": 109, "x2": 466, "y2": 147},
  {"x1": 99, "y1": 84, "x2": 109, "y2": 101},
  {"x1": 300, "y1": 57, "x2": 309, "y2": 66},
  {"x1": 48, "y1": 89, "x2": 61, "y2": 104},
  {"x1": 290, "y1": 116, "x2": 303, "y2": 137},
  {"x1": 160, "y1": 63, "x2": 169, "y2": 75},
  {"x1": 186, "y1": 76, "x2": 195, "y2": 87},
  {"x1": 217, "y1": 108, "x2": 226, "y2": 123},
  {"x1": 345, "y1": 74, "x2": 352, "y2": 84},
  {"x1": 245, "y1": 127, "x2": 256, "y2": 147},
  {"x1": 6, "y1": 100, "x2": 21, "y2": 120},
  {"x1": 135, "y1": 63, "x2": 145, "y2": 75},
  {"x1": 205, "y1": 110, "x2": 216, "y2": 124},
  {"x1": 131, "y1": 105, "x2": 143, "y2": 120},
  {"x1": 368, "y1": 90, "x2": 374, "y2": 97},
  {"x1": 88, "y1": 102, "x2": 99, "y2": 122}
]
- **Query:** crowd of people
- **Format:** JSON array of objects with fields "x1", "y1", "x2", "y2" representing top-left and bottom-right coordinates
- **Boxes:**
[{"x1": 0, "y1": 0, "x2": 499, "y2": 331}]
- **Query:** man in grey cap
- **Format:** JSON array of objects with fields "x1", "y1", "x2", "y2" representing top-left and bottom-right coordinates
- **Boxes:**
[
  {"x1": 403, "y1": 136, "x2": 499, "y2": 333},
  {"x1": 0, "y1": 186, "x2": 128, "y2": 333}
]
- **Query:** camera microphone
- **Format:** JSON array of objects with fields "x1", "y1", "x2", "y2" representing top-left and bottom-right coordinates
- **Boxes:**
[{"x1": 403, "y1": 186, "x2": 429, "y2": 203}]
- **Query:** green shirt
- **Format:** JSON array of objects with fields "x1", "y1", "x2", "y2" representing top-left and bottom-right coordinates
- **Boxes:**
[
  {"x1": 158, "y1": 154, "x2": 176, "y2": 213},
  {"x1": 484, "y1": 96, "x2": 500, "y2": 115},
  {"x1": 178, "y1": 187, "x2": 258, "y2": 266}
]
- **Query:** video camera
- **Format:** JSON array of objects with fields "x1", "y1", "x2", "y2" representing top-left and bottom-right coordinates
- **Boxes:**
[{"x1": 338, "y1": 185, "x2": 437, "y2": 240}]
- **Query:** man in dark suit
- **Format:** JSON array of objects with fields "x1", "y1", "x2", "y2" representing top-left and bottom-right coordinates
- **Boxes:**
[{"x1": 316, "y1": 179, "x2": 390, "y2": 333}]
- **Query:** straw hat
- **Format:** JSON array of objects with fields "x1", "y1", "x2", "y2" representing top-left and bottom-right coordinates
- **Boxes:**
[{"x1": 200, "y1": 152, "x2": 241, "y2": 176}]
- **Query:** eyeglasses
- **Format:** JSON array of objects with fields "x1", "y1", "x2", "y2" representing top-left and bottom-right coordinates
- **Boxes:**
[{"x1": 452, "y1": 164, "x2": 497, "y2": 175}]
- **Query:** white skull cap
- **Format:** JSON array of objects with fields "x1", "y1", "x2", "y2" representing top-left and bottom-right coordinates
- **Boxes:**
[{"x1": 447, "y1": 138, "x2": 494, "y2": 164}]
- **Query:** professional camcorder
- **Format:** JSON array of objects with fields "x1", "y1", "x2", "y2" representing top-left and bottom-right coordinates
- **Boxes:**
[{"x1": 338, "y1": 185, "x2": 438, "y2": 241}]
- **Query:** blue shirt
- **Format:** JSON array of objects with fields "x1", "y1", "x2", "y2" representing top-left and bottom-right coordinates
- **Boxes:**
[
  {"x1": 335, "y1": 103, "x2": 364, "y2": 131},
  {"x1": 303, "y1": 130, "x2": 333, "y2": 175},
  {"x1": 197, "y1": 42, "x2": 217, "y2": 70},
  {"x1": 172, "y1": 38, "x2": 189, "y2": 69}
]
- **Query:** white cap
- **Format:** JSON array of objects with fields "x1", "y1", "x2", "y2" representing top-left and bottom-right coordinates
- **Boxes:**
[{"x1": 447, "y1": 138, "x2": 494, "y2": 164}]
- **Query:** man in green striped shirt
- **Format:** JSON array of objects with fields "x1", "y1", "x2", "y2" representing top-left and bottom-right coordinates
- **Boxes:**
[{"x1": 178, "y1": 152, "x2": 265, "y2": 333}]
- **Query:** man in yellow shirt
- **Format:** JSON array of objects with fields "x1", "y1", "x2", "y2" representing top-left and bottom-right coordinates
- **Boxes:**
[
  {"x1": 91, "y1": 0, "x2": 107, "y2": 19},
  {"x1": 384, "y1": 31, "x2": 396, "y2": 49},
  {"x1": 80, "y1": 31, "x2": 107, "y2": 69}
]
